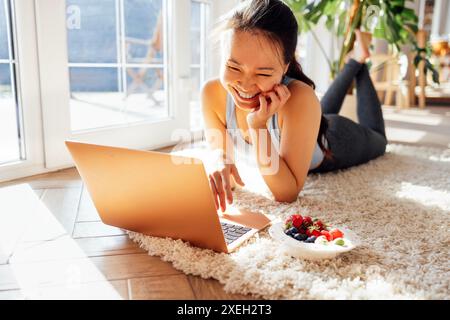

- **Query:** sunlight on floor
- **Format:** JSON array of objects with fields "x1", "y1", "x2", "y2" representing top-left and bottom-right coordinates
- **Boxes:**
[
  {"x1": 170, "y1": 145, "x2": 272, "y2": 199},
  {"x1": 0, "y1": 184, "x2": 123, "y2": 299},
  {"x1": 395, "y1": 182, "x2": 450, "y2": 212},
  {"x1": 383, "y1": 112, "x2": 443, "y2": 126},
  {"x1": 386, "y1": 127, "x2": 427, "y2": 143}
]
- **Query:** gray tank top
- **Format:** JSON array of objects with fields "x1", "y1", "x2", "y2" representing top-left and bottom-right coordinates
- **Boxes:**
[{"x1": 225, "y1": 75, "x2": 327, "y2": 171}]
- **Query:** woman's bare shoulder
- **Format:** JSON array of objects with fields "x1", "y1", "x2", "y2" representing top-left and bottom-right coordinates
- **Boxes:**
[
  {"x1": 201, "y1": 78, "x2": 227, "y2": 124},
  {"x1": 279, "y1": 79, "x2": 321, "y2": 122}
]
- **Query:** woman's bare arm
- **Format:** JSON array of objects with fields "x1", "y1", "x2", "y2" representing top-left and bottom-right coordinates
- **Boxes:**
[{"x1": 249, "y1": 83, "x2": 322, "y2": 202}]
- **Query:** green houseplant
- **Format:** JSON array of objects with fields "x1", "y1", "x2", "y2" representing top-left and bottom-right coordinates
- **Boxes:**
[{"x1": 285, "y1": 0, "x2": 439, "y2": 83}]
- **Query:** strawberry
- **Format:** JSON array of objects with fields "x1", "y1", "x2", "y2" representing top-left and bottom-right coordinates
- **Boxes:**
[
  {"x1": 312, "y1": 229, "x2": 321, "y2": 237},
  {"x1": 302, "y1": 216, "x2": 313, "y2": 228},
  {"x1": 330, "y1": 228, "x2": 344, "y2": 240},
  {"x1": 320, "y1": 230, "x2": 333, "y2": 241},
  {"x1": 306, "y1": 225, "x2": 321, "y2": 237},
  {"x1": 284, "y1": 216, "x2": 293, "y2": 229},
  {"x1": 314, "y1": 220, "x2": 326, "y2": 231},
  {"x1": 292, "y1": 214, "x2": 303, "y2": 229}
]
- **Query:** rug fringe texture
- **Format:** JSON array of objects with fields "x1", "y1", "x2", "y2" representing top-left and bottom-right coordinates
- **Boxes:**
[{"x1": 128, "y1": 144, "x2": 450, "y2": 299}]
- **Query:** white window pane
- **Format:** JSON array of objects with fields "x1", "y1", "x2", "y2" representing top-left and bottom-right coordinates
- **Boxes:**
[
  {"x1": 66, "y1": 0, "x2": 118, "y2": 63},
  {"x1": 125, "y1": 67, "x2": 167, "y2": 119},
  {"x1": 124, "y1": 0, "x2": 163, "y2": 64},
  {"x1": 67, "y1": 0, "x2": 168, "y2": 132},
  {"x1": 69, "y1": 67, "x2": 119, "y2": 92},
  {"x1": 0, "y1": 0, "x2": 8, "y2": 60},
  {"x1": 190, "y1": 1, "x2": 201, "y2": 65},
  {"x1": 0, "y1": 63, "x2": 20, "y2": 163}
]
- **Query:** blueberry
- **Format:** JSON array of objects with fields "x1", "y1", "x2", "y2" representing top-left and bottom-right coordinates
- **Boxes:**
[
  {"x1": 285, "y1": 227, "x2": 298, "y2": 236},
  {"x1": 299, "y1": 234, "x2": 308, "y2": 241},
  {"x1": 305, "y1": 236, "x2": 317, "y2": 243}
]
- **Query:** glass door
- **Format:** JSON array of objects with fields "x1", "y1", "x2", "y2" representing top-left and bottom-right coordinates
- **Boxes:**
[
  {"x1": 0, "y1": 0, "x2": 44, "y2": 182},
  {"x1": 67, "y1": 0, "x2": 170, "y2": 131},
  {"x1": 0, "y1": 0, "x2": 22, "y2": 165},
  {"x1": 37, "y1": 0, "x2": 194, "y2": 169}
]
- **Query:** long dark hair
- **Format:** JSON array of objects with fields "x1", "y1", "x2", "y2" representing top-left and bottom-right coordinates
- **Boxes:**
[{"x1": 216, "y1": 0, "x2": 332, "y2": 159}]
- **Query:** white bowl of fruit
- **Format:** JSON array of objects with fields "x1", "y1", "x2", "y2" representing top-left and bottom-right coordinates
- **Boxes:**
[{"x1": 269, "y1": 214, "x2": 358, "y2": 260}]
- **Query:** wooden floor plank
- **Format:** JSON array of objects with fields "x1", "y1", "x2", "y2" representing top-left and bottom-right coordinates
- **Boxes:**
[
  {"x1": 187, "y1": 276, "x2": 258, "y2": 300},
  {"x1": 75, "y1": 235, "x2": 145, "y2": 257},
  {"x1": 128, "y1": 275, "x2": 195, "y2": 300},
  {"x1": 0, "y1": 184, "x2": 62, "y2": 264},
  {"x1": 0, "y1": 168, "x2": 82, "y2": 189},
  {"x1": 10, "y1": 235, "x2": 89, "y2": 264},
  {"x1": 0, "y1": 265, "x2": 20, "y2": 291},
  {"x1": 41, "y1": 187, "x2": 82, "y2": 236},
  {"x1": 72, "y1": 221, "x2": 126, "y2": 239},
  {"x1": 76, "y1": 185, "x2": 101, "y2": 222},
  {"x1": 91, "y1": 253, "x2": 182, "y2": 281},
  {"x1": 0, "y1": 280, "x2": 128, "y2": 300},
  {"x1": 11, "y1": 235, "x2": 144, "y2": 263},
  {"x1": 3, "y1": 253, "x2": 181, "y2": 291}
]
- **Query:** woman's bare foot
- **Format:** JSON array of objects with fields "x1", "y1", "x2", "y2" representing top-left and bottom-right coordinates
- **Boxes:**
[{"x1": 346, "y1": 29, "x2": 370, "y2": 64}]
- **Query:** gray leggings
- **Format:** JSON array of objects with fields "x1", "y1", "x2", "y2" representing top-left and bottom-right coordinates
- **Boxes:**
[{"x1": 310, "y1": 59, "x2": 387, "y2": 174}]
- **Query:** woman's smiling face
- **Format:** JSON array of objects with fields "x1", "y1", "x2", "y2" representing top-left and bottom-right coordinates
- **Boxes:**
[{"x1": 220, "y1": 30, "x2": 289, "y2": 111}]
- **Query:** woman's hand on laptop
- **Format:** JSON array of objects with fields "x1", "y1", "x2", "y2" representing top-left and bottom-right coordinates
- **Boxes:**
[{"x1": 208, "y1": 163, "x2": 245, "y2": 212}]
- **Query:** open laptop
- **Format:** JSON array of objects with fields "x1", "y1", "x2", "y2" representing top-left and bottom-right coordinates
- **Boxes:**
[{"x1": 65, "y1": 140, "x2": 272, "y2": 253}]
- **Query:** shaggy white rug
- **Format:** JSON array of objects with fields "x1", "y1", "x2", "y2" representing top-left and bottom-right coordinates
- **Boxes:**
[{"x1": 128, "y1": 144, "x2": 450, "y2": 300}]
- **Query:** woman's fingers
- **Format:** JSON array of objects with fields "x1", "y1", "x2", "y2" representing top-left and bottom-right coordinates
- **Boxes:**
[
  {"x1": 274, "y1": 84, "x2": 290, "y2": 104},
  {"x1": 208, "y1": 176, "x2": 219, "y2": 210},
  {"x1": 258, "y1": 94, "x2": 268, "y2": 113},
  {"x1": 212, "y1": 172, "x2": 226, "y2": 212},
  {"x1": 267, "y1": 91, "x2": 280, "y2": 109},
  {"x1": 231, "y1": 165, "x2": 245, "y2": 186},
  {"x1": 221, "y1": 172, "x2": 233, "y2": 205}
]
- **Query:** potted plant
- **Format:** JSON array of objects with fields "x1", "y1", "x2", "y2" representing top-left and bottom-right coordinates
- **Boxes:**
[{"x1": 285, "y1": 0, "x2": 439, "y2": 83}]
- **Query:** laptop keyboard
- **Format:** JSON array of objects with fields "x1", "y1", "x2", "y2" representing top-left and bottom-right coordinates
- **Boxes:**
[{"x1": 220, "y1": 222, "x2": 252, "y2": 245}]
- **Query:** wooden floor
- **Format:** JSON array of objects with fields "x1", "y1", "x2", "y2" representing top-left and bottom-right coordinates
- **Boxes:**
[{"x1": 0, "y1": 104, "x2": 448, "y2": 300}]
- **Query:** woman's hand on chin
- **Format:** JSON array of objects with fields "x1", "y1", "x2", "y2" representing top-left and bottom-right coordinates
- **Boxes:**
[{"x1": 246, "y1": 84, "x2": 291, "y2": 129}]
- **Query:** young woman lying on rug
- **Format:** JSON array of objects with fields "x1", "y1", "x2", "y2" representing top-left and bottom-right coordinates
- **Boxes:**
[{"x1": 201, "y1": 0, "x2": 387, "y2": 211}]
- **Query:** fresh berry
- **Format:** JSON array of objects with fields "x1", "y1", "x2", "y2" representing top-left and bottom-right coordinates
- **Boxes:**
[
  {"x1": 330, "y1": 228, "x2": 344, "y2": 240},
  {"x1": 292, "y1": 214, "x2": 303, "y2": 229},
  {"x1": 306, "y1": 225, "x2": 321, "y2": 237},
  {"x1": 320, "y1": 230, "x2": 333, "y2": 241},
  {"x1": 298, "y1": 226, "x2": 307, "y2": 234},
  {"x1": 305, "y1": 236, "x2": 317, "y2": 243},
  {"x1": 284, "y1": 216, "x2": 293, "y2": 229},
  {"x1": 302, "y1": 216, "x2": 313, "y2": 227},
  {"x1": 293, "y1": 233, "x2": 308, "y2": 241},
  {"x1": 284, "y1": 227, "x2": 298, "y2": 236},
  {"x1": 314, "y1": 220, "x2": 326, "y2": 231}
]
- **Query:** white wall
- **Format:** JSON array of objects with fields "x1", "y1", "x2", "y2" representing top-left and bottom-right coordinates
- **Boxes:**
[
  {"x1": 303, "y1": 22, "x2": 334, "y2": 95},
  {"x1": 444, "y1": 1, "x2": 450, "y2": 34},
  {"x1": 428, "y1": 0, "x2": 450, "y2": 36}
]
